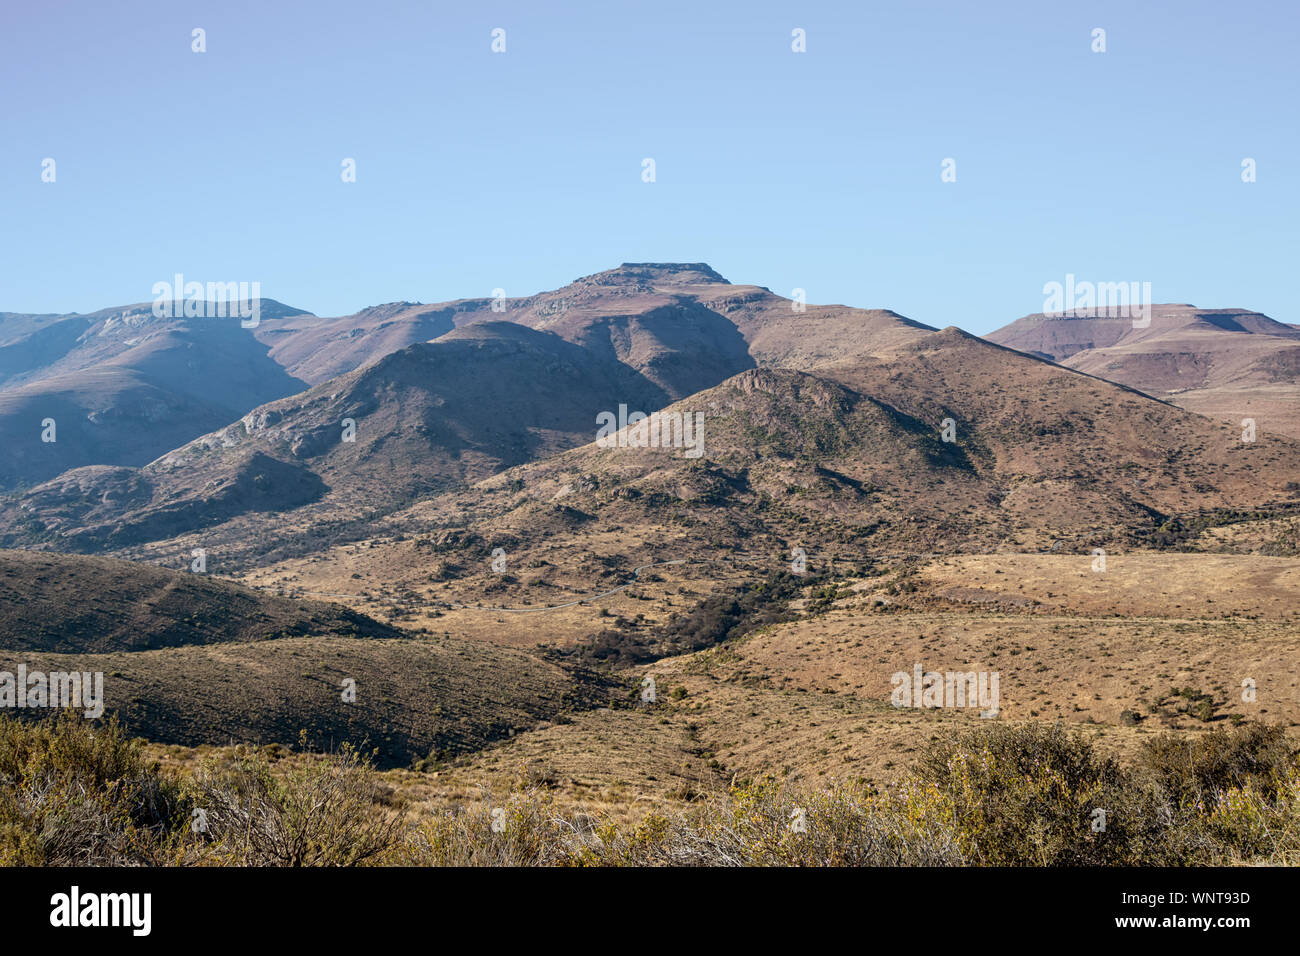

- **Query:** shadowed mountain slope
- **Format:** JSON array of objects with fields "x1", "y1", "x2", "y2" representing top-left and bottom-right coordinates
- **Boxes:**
[
  {"x1": 0, "y1": 301, "x2": 312, "y2": 487},
  {"x1": 0, "y1": 322, "x2": 668, "y2": 555},
  {"x1": 0, "y1": 548, "x2": 399, "y2": 653}
]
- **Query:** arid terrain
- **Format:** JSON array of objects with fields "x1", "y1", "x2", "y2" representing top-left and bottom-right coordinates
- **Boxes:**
[
  {"x1": 987, "y1": 305, "x2": 1300, "y2": 439},
  {"x1": 2, "y1": 264, "x2": 1298, "y2": 862}
]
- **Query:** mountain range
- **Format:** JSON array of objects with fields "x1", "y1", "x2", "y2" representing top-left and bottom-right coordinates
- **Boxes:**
[
  {"x1": 1, "y1": 263, "x2": 1297, "y2": 775},
  {"x1": 3, "y1": 264, "x2": 1294, "y2": 563}
]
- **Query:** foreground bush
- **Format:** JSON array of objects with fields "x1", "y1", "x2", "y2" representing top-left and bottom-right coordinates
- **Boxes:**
[
  {"x1": 402, "y1": 723, "x2": 1298, "y2": 866},
  {"x1": 0, "y1": 714, "x2": 1296, "y2": 866},
  {"x1": 0, "y1": 713, "x2": 187, "y2": 865},
  {"x1": 0, "y1": 717, "x2": 401, "y2": 866},
  {"x1": 908, "y1": 722, "x2": 1199, "y2": 865},
  {"x1": 1140, "y1": 722, "x2": 1294, "y2": 802},
  {"x1": 190, "y1": 737, "x2": 403, "y2": 866},
  {"x1": 402, "y1": 780, "x2": 965, "y2": 866}
]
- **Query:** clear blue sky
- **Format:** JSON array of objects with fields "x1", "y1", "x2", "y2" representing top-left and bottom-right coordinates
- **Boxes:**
[{"x1": 3, "y1": 0, "x2": 1296, "y2": 333}]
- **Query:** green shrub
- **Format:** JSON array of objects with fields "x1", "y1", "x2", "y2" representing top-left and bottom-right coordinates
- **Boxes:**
[
  {"x1": 401, "y1": 789, "x2": 590, "y2": 866},
  {"x1": 908, "y1": 722, "x2": 1185, "y2": 865},
  {"x1": 1139, "y1": 722, "x2": 1295, "y2": 803},
  {"x1": 3, "y1": 713, "x2": 1296, "y2": 867},
  {"x1": 0, "y1": 712, "x2": 188, "y2": 865}
]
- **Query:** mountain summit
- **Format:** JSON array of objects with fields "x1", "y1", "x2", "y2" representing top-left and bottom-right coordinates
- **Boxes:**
[{"x1": 575, "y1": 262, "x2": 732, "y2": 287}]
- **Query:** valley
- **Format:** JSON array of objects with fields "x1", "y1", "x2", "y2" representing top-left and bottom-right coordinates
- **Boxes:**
[{"x1": 2, "y1": 264, "x2": 1297, "y2": 863}]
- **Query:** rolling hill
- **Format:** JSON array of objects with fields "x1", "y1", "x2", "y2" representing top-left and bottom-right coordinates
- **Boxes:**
[
  {"x1": 0, "y1": 549, "x2": 614, "y2": 767},
  {"x1": 0, "y1": 548, "x2": 400, "y2": 652}
]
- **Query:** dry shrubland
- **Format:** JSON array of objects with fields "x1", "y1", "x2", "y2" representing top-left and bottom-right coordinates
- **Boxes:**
[{"x1": 2, "y1": 713, "x2": 1296, "y2": 867}]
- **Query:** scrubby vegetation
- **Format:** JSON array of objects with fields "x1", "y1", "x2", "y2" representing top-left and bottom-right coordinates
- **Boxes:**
[
  {"x1": 0, "y1": 714, "x2": 189, "y2": 865},
  {"x1": 1139, "y1": 502, "x2": 1300, "y2": 551},
  {"x1": 188, "y1": 736, "x2": 402, "y2": 866},
  {"x1": 2, "y1": 714, "x2": 1297, "y2": 866},
  {"x1": 0, "y1": 715, "x2": 399, "y2": 866},
  {"x1": 555, "y1": 572, "x2": 820, "y2": 667}
]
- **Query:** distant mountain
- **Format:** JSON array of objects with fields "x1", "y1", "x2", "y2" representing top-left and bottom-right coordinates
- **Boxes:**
[
  {"x1": 254, "y1": 302, "x2": 460, "y2": 384},
  {"x1": 986, "y1": 304, "x2": 1295, "y2": 359},
  {"x1": 8, "y1": 270, "x2": 1296, "y2": 571},
  {"x1": 0, "y1": 265, "x2": 933, "y2": 497},
  {"x1": 330, "y1": 325, "x2": 1300, "y2": 615},
  {"x1": 203, "y1": 319, "x2": 668, "y2": 501},
  {"x1": 0, "y1": 300, "x2": 312, "y2": 487},
  {"x1": 0, "y1": 298, "x2": 311, "y2": 392},
  {"x1": 0, "y1": 368, "x2": 237, "y2": 489},
  {"x1": 986, "y1": 305, "x2": 1300, "y2": 437},
  {"x1": 458, "y1": 262, "x2": 936, "y2": 397},
  {"x1": 0, "y1": 321, "x2": 668, "y2": 554},
  {"x1": 255, "y1": 262, "x2": 936, "y2": 397},
  {"x1": 1, "y1": 265, "x2": 941, "y2": 559}
]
